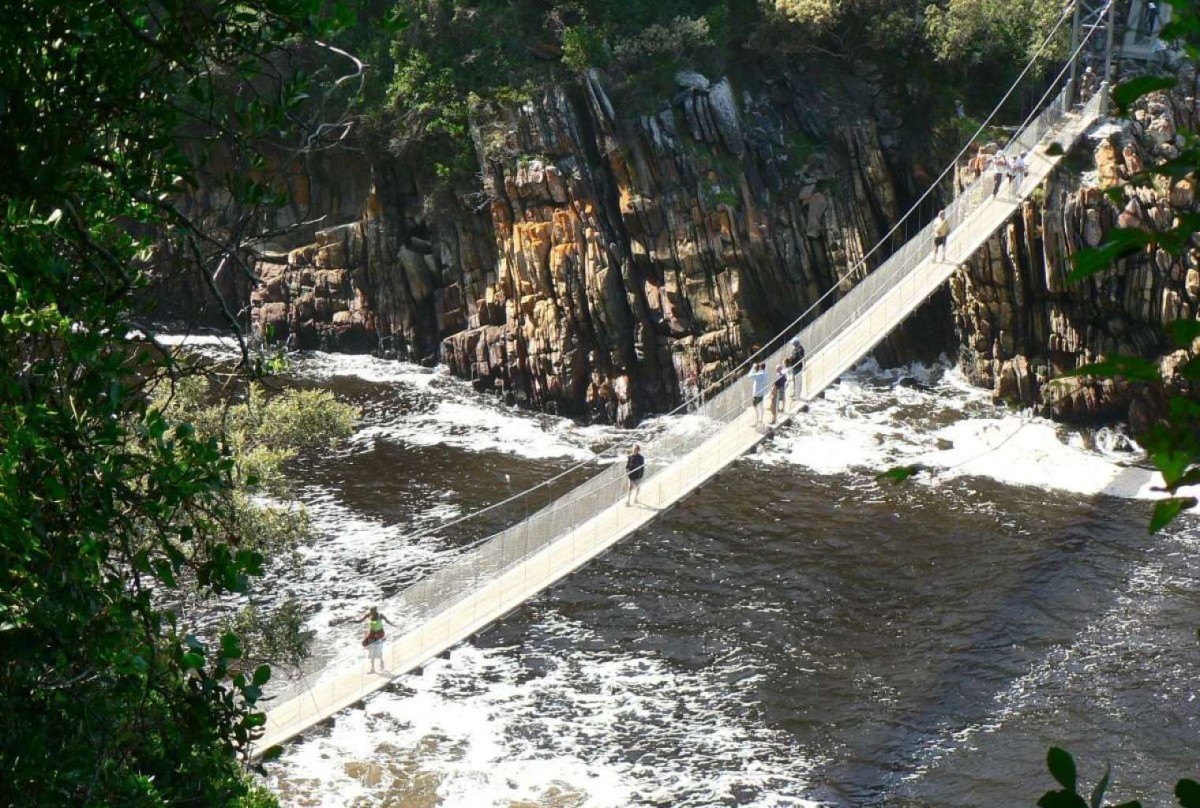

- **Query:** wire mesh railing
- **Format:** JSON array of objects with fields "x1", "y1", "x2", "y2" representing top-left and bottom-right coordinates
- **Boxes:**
[
  {"x1": 796, "y1": 85, "x2": 1101, "y2": 368},
  {"x1": 258, "y1": 60, "x2": 1107, "y2": 746},
  {"x1": 373, "y1": 84, "x2": 1103, "y2": 639}
]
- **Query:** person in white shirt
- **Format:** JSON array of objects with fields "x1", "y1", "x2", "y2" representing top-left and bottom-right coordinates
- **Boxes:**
[
  {"x1": 749, "y1": 361, "x2": 769, "y2": 426},
  {"x1": 991, "y1": 153, "x2": 1007, "y2": 198},
  {"x1": 932, "y1": 210, "x2": 951, "y2": 262},
  {"x1": 1009, "y1": 152, "x2": 1028, "y2": 193}
]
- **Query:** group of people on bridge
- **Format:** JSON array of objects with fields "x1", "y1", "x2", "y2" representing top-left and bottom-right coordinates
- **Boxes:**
[
  {"x1": 622, "y1": 332, "x2": 807, "y2": 508},
  {"x1": 963, "y1": 148, "x2": 1029, "y2": 198},
  {"x1": 748, "y1": 335, "x2": 807, "y2": 428},
  {"x1": 622, "y1": 333, "x2": 808, "y2": 507}
]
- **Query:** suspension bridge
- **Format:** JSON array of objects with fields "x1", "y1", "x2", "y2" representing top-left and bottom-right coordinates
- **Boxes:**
[{"x1": 253, "y1": 7, "x2": 1113, "y2": 755}]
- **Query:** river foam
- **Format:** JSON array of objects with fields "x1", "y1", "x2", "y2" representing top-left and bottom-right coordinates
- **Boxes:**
[
  {"x1": 150, "y1": 339, "x2": 1194, "y2": 805},
  {"x1": 756, "y1": 358, "x2": 1198, "y2": 507},
  {"x1": 269, "y1": 614, "x2": 823, "y2": 808}
]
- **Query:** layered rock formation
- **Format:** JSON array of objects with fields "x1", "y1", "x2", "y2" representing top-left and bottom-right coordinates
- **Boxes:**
[
  {"x1": 951, "y1": 62, "x2": 1199, "y2": 430},
  {"x1": 172, "y1": 53, "x2": 1200, "y2": 435},
  {"x1": 147, "y1": 143, "x2": 377, "y2": 327},
  {"x1": 247, "y1": 66, "x2": 945, "y2": 423}
]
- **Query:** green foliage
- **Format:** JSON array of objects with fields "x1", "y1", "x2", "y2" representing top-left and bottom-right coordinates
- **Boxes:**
[
  {"x1": 1068, "y1": 213, "x2": 1200, "y2": 282},
  {"x1": 759, "y1": 0, "x2": 926, "y2": 60},
  {"x1": 1036, "y1": 747, "x2": 1199, "y2": 807},
  {"x1": 1064, "y1": 326, "x2": 1200, "y2": 537},
  {"x1": 785, "y1": 131, "x2": 818, "y2": 166},
  {"x1": 924, "y1": 0, "x2": 1067, "y2": 72},
  {"x1": 698, "y1": 181, "x2": 740, "y2": 209},
  {"x1": 383, "y1": 1, "x2": 728, "y2": 159},
  {"x1": 149, "y1": 377, "x2": 358, "y2": 567},
  {"x1": 240, "y1": 786, "x2": 287, "y2": 808},
  {"x1": 1062, "y1": 355, "x2": 1162, "y2": 383},
  {"x1": 224, "y1": 601, "x2": 316, "y2": 672},
  {"x1": 610, "y1": 14, "x2": 714, "y2": 64},
  {"x1": 1064, "y1": 0, "x2": 1200, "y2": 535},
  {"x1": 1111, "y1": 76, "x2": 1179, "y2": 111},
  {"x1": 370, "y1": 0, "x2": 1080, "y2": 199},
  {"x1": 876, "y1": 464, "x2": 925, "y2": 483},
  {"x1": 562, "y1": 24, "x2": 610, "y2": 72},
  {"x1": 385, "y1": 0, "x2": 546, "y2": 158},
  {"x1": 155, "y1": 378, "x2": 357, "y2": 473},
  {"x1": 1046, "y1": 746, "x2": 1078, "y2": 793},
  {"x1": 1179, "y1": 779, "x2": 1200, "y2": 808},
  {"x1": 769, "y1": 0, "x2": 835, "y2": 27},
  {"x1": 0, "y1": 0, "x2": 352, "y2": 804}
]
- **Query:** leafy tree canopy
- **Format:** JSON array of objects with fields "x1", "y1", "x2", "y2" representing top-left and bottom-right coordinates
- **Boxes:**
[
  {"x1": 373, "y1": 0, "x2": 1072, "y2": 176},
  {"x1": 0, "y1": 1, "x2": 355, "y2": 804},
  {"x1": 1065, "y1": 0, "x2": 1200, "y2": 535}
]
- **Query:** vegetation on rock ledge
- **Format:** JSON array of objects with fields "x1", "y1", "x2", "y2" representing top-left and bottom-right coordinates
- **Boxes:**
[
  {"x1": 0, "y1": 0, "x2": 356, "y2": 804},
  {"x1": 371, "y1": 0, "x2": 1072, "y2": 182}
]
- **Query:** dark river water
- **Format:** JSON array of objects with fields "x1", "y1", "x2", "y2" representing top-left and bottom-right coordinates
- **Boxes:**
[{"x1": 237, "y1": 348, "x2": 1198, "y2": 807}]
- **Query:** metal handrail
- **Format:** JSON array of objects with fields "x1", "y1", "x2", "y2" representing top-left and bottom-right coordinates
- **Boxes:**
[
  {"x1": 376, "y1": 86, "x2": 1103, "y2": 636},
  {"x1": 259, "y1": 65, "x2": 1106, "y2": 732}
]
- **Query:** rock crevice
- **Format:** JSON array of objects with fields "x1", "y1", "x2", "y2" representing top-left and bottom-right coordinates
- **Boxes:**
[
  {"x1": 951, "y1": 65, "x2": 1200, "y2": 430},
  {"x1": 249, "y1": 68, "x2": 929, "y2": 423}
]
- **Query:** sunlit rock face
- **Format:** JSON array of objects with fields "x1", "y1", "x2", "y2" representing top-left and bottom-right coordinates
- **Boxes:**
[
  {"x1": 951, "y1": 63, "x2": 1200, "y2": 429},
  {"x1": 241, "y1": 65, "x2": 942, "y2": 425},
  {"x1": 152, "y1": 47, "x2": 1198, "y2": 432}
]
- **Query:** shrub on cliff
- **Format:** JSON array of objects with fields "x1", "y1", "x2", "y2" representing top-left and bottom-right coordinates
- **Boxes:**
[
  {"x1": 0, "y1": 0, "x2": 356, "y2": 804},
  {"x1": 383, "y1": 0, "x2": 729, "y2": 158},
  {"x1": 924, "y1": 0, "x2": 1068, "y2": 71},
  {"x1": 1064, "y1": 0, "x2": 1200, "y2": 535},
  {"x1": 375, "y1": 0, "x2": 1073, "y2": 187},
  {"x1": 147, "y1": 375, "x2": 359, "y2": 670}
]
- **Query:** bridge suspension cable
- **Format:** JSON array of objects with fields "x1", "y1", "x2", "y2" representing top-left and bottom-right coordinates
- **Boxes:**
[
  {"x1": 402, "y1": 0, "x2": 1108, "y2": 549},
  {"x1": 257, "y1": 4, "x2": 1112, "y2": 750}
]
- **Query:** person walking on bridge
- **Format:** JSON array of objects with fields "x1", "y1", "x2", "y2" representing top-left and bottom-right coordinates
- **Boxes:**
[
  {"x1": 355, "y1": 606, "x2": 394, "y2": 673},
  {"x1": 990, "y1": 152, "x2": 1007, "y2": 199},
  {"x1": 768, "y1": 363, "x2": 786, "y2": 424},
  {"x1": 932, "y1": 209, "x2": 951, "y2": 262},
  {"x1": 1144, "y1": 1, "x2": 1160, "y2": 39},
  {"x1": 1079, "y1": 65, "x2": 1099, "y2": 104},
  {"x1": 1010, "y1": 152, "x2": 1028, "y2": 194},
  {"x1": 749, "y1": 361, "x2": 769, "y2": 426},
  {"x1": 788, "y1": 337, "x2": 806, "y2": 399},
  {"x1": 625, "y1": 444, "x2": 645, "y2": 505}
]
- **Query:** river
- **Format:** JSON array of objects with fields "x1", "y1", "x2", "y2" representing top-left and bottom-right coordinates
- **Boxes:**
[{"x1": 216, "y1": 346, "x2": 1198, "y2": 807}]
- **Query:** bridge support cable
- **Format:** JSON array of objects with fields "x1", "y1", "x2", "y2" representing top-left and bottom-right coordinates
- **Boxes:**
[
  {"x1": 359, "y1": 0, "x2": 1102, "y2": 563},
  {"x1": 253, "y1": 2, "x2": 1113, "y2": 755}
]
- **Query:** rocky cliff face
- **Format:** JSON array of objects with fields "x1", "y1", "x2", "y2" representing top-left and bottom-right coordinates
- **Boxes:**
[
  {"x1": 248, "y1": 66, "x2": 949, "y2": 423},
  {"x1": 951, "y1": 62, "x2": 1199, "y2": 431}
]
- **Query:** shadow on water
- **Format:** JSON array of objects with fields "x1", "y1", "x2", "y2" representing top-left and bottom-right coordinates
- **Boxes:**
[
  {"x1": 809, "y1": 491, "x2": 1158, "y2": 807},
  {"x1": 263, "y1": 353, "x2": 1196, "y2": 807},
  {"x1": 476, "y1": 459, "x2": 1194, "y2": 808}
]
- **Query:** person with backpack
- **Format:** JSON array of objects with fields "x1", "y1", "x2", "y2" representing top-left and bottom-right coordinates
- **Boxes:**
[
  {"x1": 355, "y1": 606, "x2": 394, "y2": 673},
  {"x1": 770, "y1": 364, "x2": 788, "y2": 423}
]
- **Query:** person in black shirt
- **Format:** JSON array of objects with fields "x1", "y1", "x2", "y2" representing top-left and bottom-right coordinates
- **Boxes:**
[
  {"x1": 625, "y1": 444, "x2": 645, "y2": 505},
  {"x1": 770, "y1": 364, "x2": 787, "y2": 423},
  {"x1": 788, "y1": 337, "x2": 806, "y2": 398}
]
